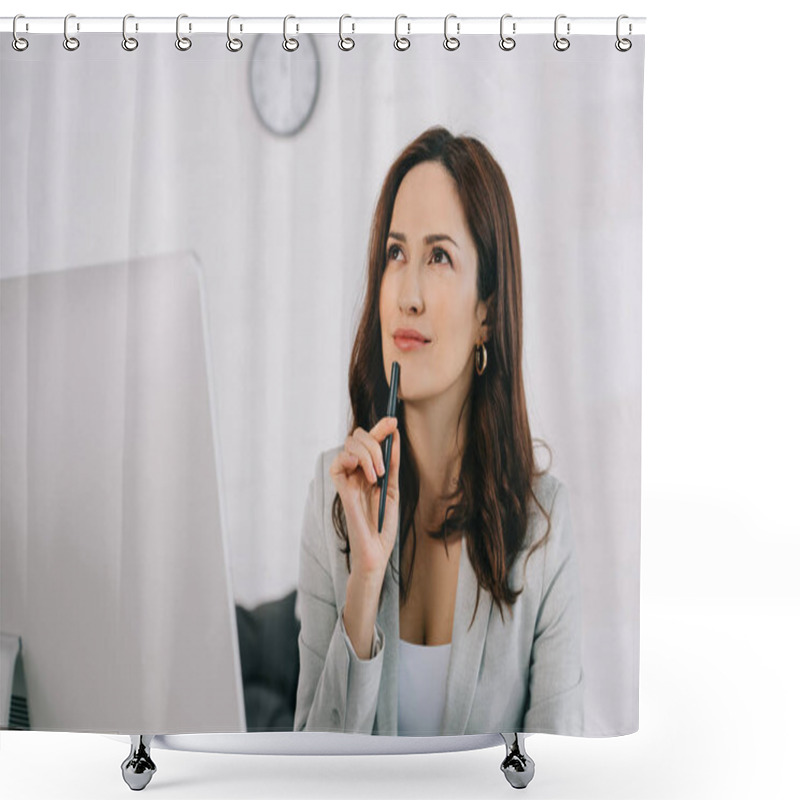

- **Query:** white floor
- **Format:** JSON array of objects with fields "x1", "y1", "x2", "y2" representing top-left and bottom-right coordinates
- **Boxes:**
[{"x1": 2, "y1": 596, "x2": 797, "y2": 799}]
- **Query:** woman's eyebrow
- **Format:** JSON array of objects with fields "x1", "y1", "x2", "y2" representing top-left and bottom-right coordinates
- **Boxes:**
[{"x1": 388, "y1": 231, "x2": 460, "y2": 249}]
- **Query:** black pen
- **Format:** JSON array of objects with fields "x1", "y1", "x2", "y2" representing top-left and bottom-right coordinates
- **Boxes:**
[{"x1": 378, "y1": 361, "x2": 400, "y2": 533}]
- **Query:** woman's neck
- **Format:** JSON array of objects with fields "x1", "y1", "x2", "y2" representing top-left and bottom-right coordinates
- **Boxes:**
[{"x1": 402, "y1": 391, "x2": 469, "y2": 512}]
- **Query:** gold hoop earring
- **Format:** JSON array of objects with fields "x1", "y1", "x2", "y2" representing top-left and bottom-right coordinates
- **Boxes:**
[{"x1": 475, "y1": 342, "x2": 488, "y2": 376}]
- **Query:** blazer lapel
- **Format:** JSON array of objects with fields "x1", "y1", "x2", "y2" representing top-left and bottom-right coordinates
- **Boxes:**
[{"x1": 440, "y1": 538, "x2": 493, "y2": 734}]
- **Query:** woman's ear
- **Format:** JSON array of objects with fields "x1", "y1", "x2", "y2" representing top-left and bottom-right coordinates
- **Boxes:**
[{"x1": 478, "y1": 293, "x2": 495, "y2": 342}]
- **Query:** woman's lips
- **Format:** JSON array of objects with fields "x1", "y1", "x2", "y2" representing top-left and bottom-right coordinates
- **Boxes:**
[{"x1": 394, "y1": 335, "x2": 429, "y2": 352}]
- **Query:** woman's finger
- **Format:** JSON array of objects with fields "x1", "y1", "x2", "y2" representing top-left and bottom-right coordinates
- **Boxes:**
[
  {"x1": 338, "y1": 450, "x2": 358, "y2": 474},
  {"x1": 353, "y1": 427, "x2": 388, "y2": 477},
  {"x1": 331, "y1": 448, "x2": 356, "y2": 475},
  {"x1": 369, "y1": 416, "x2": 398, "y2": 439},
  {"x1": 344, "y1": 434, "x2": 379, "y2": 484}
]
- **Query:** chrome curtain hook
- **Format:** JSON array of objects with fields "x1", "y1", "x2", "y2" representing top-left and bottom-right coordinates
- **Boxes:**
[
  {"x1": 499, "y1": 14, "x2": 516, "y2": 51},
  {"x1": 338, "y1": 14, "x2": 355, "y2": 51},
  {"x1": 122, "y1": 14, "x2": 138, "y2": 51},
  {"x1": 554, "y1": 14, "x2": 571, "y2": 51},
  {"x1": 615, "y1": 14, "x2": 632, "y2": 51},
  {"x1": 394, "y1": 14, "x2": 410, "y2": 50},
  {"x1": 443, "y1": 14, "x2": 460, "y2": 51},
  {"x1": 283, "y1": 15, "x2": 299, "y2": 52},
  {"x1": 226, "y1": 15, "x2": 243, "y2": 52},
  {"x1": 176, "y1": 14, "x2": 192, "y2": 50},
  {"x1": 12, "y1": 14, "x2": 29, "y2": 51},
  {"x1": 63, "y1": 13, "x2": 80, "y2": 51}
]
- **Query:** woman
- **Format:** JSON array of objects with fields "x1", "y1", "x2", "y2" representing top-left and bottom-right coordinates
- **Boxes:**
[{"x1": 294, "y1": 126, "x2": 583, "y2": 737}]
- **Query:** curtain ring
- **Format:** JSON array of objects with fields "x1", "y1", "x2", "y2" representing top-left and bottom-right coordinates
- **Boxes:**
[
  {"x1": 122, "y1": 14, "x2": 138, "y2": 51},
  {"x1": 176, "y1": 14, "x2": 192, "y2": 51},
  {"x1": 553, "y1": 14, "x2": 570, "y2": 51},
  {"x1": 394, "y1": 15, "x2": 410, "y2": 51},
  {"x1": 338, "y1": 15, "x2": 355, "y2": 51},
  {"x1": 499, "y1": 14, "x2": 515, "y2": 51},
  {"x1": 12, "y1": 15, "x2": 29, "y2": 52},
  {"x1": 443, "y1": 14, "x2": 460, "y2": 51},
  {"x1": 615, "y1": 15, "x2": 632, "y2": 52},
  {"x1": 283, "y1": 15, "x2": 299, "y2": 51},
  {"x1": 226, "y1": 15, "x2": 243, "y2": 52},
  {"x1": 63, "y1": 13, "x2": 80, "y2": 51}
]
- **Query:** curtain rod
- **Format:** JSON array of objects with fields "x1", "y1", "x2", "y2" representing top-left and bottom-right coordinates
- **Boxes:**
[{"x1": 1, "y1": 16, "x2": 646, "y2": 36}]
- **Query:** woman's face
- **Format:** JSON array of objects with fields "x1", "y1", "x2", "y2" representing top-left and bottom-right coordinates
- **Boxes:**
[{"x1": 379, "y1": 160, "x2": 489, "y2": 404}]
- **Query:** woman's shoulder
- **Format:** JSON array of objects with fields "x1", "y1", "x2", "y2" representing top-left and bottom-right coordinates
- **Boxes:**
[
  {"x1": 525, "y1": 470, "x2": 572, "y2": 552},
  {"x1": 308, "y1": 443, "x2": 354, "y2": 525},
  {"x1": 532, "y1": 470, "x2": 563, "y2": 510},
  {"x1": 307, "y1": 445, "x2": 343, "y2": 513},
  {"x1": 300, "y1": 447, "x2": 348, "y2": 585},
  {"x1": 309, "y1": 444, "x2": 342, "y2": 480},
  {"x1": 502, "y1": 471, "x2": 576, "y2": 599}
]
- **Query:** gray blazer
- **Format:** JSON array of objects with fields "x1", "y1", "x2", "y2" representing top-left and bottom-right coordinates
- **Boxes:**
[{"x1": 293, "y1": 445, "x2": 584, "y2": 736}]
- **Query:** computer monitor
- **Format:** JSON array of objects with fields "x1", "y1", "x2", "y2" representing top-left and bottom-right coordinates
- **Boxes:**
[{"x1": 0, "y1": 251, "x2": 246, "y2": 733}]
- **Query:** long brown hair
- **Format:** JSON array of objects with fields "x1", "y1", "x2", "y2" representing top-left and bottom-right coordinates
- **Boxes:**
[{"x1": 332, "y1": 125, "x2": 553, "y2": 628}]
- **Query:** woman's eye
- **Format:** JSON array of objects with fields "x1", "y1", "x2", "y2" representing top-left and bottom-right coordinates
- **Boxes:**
[
  {"x1": 385, "y1": 244, "x2": 450, "y2": 265},
  {"x1": 432, "y1": 247, "x2": 451, "y2": 266}
]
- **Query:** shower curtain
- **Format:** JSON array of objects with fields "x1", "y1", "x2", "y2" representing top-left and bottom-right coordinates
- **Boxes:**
[{"x1": 0, "y1": 20, "x2": 644, "y2": 740}]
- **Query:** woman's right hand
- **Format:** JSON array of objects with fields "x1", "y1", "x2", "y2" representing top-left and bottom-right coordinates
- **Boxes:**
[{"x1": 330, "y1": 416, "x2": 401, "y2": 581}]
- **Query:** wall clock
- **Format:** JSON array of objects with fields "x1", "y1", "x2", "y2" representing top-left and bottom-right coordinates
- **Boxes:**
[{"x1": 249, "y1": 33, "x2": 321, "y2": 137}]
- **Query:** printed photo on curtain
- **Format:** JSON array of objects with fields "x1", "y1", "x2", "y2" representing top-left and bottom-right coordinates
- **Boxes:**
[{"x1": 1, "y1": 26, "x2": 644, "y2": 741}]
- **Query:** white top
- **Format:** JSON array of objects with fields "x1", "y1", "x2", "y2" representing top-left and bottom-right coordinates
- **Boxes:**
[{"x1": 396, "y1": 638, "x2": 452, "y2": 736}]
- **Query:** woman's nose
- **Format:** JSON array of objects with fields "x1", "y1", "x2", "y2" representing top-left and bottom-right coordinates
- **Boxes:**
[
  {"x1": 399, "y1": 290, "x2": 422, "y2": 315},
  {"x1": 398, "y1": 264, "x2": 423, "y2": 313}
]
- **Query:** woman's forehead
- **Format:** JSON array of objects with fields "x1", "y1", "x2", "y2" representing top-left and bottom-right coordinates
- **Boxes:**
[{"x1": 391, "y1": 162, "x2": 468, "y2": 238}]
